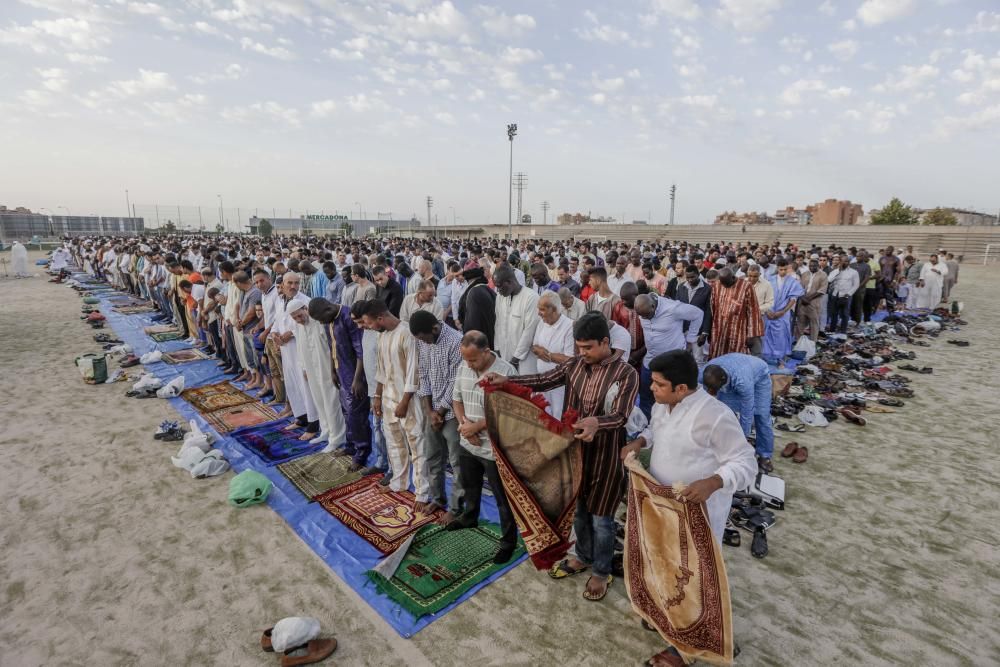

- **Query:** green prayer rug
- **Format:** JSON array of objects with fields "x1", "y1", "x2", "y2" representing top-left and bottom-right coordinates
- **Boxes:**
[
  {"x1": 366, "y1": 521, "x2": 525, "y2": 618},
  {"x1": 150, "y1": 331, "x2": 184, "y2": 342}
]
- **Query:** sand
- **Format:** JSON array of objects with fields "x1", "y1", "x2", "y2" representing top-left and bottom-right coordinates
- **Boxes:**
[{"x1": 1, "y1": 253, "x2": 998, "y2": 666}]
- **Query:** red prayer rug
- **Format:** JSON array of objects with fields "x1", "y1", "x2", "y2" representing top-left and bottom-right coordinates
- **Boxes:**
[
  {"x1": 202, "y1": 401, "x2": 279, "y2": 434},
  {"x1": 316, "y1": 476, "x2": 444, "y2": 554},
  {"x1": 482, "y1": 383, "x2": 580, "y2": 570},
  {"x1": 623, "y1": 454, "x2": 735, "y2": 666}
]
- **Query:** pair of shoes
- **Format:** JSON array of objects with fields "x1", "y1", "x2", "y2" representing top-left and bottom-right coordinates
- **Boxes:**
[
  {"x1": 154, "y1": 420, "x2": 185, "y2": 441},
  {"x1": 781, "y1": 442, "x2": 808, "y2": 463},
  {"x1": 839, "y1": 407, "x2": 867, "y2": 426}
]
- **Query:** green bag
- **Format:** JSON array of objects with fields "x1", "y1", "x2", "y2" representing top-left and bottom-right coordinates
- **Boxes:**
[
  {"x1": 82, "y1": 297, "x2": 101, "y2": 304},
  {"x1": 228, "y1": 470, "x2": 272, "y2": 507}
]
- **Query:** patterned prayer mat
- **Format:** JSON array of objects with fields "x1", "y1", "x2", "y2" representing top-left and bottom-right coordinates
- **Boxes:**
[
  {"x1": 150, "y1": 331, "x2": 184, "y2": 342},
  {"x1": 484, "y1": 385, "x2": 580, "y2": 570},
  {"x1": 181, "y1": 381, "x2": 256, "y2": 413},
  {"x1": 202, "y1": 402, "x2": 279, "y2": 434},
  {"x1": 623, "y1": 454, "x2": 734, "y2": 666},
  {"x1": 113, "y1": 304, "x2": 157, "y2": 314},
  {"x1": 366, "y1": 521, "x2": 526, "y2": 618},
  {"x1": 162, "y1": 348, "x2": 212, "y2": 365},
  {"x1": 317, "y1": 476, "x2": 444, "y2": 554},
  {"x1": 143, "y1": 324, "x2": 177, "y2": 334},
  {"x1": 278, "y1": 451, "x2": 365, "y2": 500},
  {"x1": 230, "y1": 419, "x2": 327, "y2": 466}
]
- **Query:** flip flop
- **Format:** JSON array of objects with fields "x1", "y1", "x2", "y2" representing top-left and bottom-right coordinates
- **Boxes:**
[
  {"x1": 780, "y1": 442, "x2": 800, "y2": 458},
  {"x1": 751, "y1": 526, "x2": 769, "y2": 558},
  {"x1": 548, "y1": 559, "x2": 590, "y2": 579},
  {"x1": 792, "y1": 446, "x2": 809, "y2": 463},
  {"x1": 644, "y1": 647, "x2": 686, "y2": 667},
  {"x1": 281, "y1": 638, "x2": 337, "y2": 667},
  {"x1": 582, "y1": 574, "x2": 613, "y2": 601}
]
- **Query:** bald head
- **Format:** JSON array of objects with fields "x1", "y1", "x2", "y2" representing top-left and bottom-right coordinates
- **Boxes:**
[{"x1": 635, "y1": 293, "x2": 656, "y2": 319}]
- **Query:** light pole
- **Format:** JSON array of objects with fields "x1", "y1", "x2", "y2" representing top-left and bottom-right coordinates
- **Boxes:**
[
  {"x1": 426, "y1": 196, "x2": 433, "y2": 231},
  {"x1": 58, "y1": 205, "x2": 71, "y2": 216},
  {"x1": 354, "y1": 201, "x2": 362, "y2": 221},
  {"x1": 217, "y1": 194, "x2": 223, "y2": 233},
  {"x1": 449, "y1": 206, "x2": 455, "y2": 226},
  {"x1": 125, "y1": 189, "x2": 131, "y2": 219},
  {"x1": 507, "y1": 123, "x2": 517, "y2": 241}
]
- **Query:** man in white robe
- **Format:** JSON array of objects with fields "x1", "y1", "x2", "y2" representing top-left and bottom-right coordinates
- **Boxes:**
[
  {"x1": 916, "y1": 254, "x2": 948, "y2": 309},
  {"x1": 272, "y1": 272, "x2": 320, "y2": 437},
  {"x1": 623, "y1": 348, "x2": 757, "y2": 667},
  {"x1": 288, "y1": 299, "x2": 347, "y2": 448},
  {"x1": 50, "y1": 246, "x2": 69, "y2": 273},
  {"x1": 493, "y1": 265, "x2": 540, "y2": 374},
  {"x1": 11, "y1": 241, "x2": 30, "y2": 277},
  {"x1": 531, "y1": 292, "x2": 576, "y2": 419}
]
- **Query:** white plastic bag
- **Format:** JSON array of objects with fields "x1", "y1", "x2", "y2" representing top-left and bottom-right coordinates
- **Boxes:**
[
  {"x1": 140, "y1": 350, "x2": 163, "y2": 364},
  {"x1": 133, "y1": 373, "x2": 163, "y2": 391},
  {"x1": 793, "y1": 335, "x2": 816, "y2": 359},
  {"x1": 798, "y1": 405, "x2": 829, "y2": 427},
  {"x1": 183, "y1": 420, "x2": 212, "y2": 452},
  {"x1": 156, "y1": 375, "x2": 185, "y2": 398},
  {"x1": 271, "y1": 617, "x2": 321, "y2": 653}
]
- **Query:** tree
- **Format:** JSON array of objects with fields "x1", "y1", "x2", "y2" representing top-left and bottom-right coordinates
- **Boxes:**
[
  {"x1": 215, "y1": 223, "x2": 224, "y2": 235},
  {"x1": 258, "y1": 218, "x2": 273, "y2": 237},
  {"x1": 922, "y1": 207, "x2": 958, "y2": 226},
  {"x1": 870, "y1": 197, "x2": 918, "y2": 225},
  {"x1": 162, "y1": 220, "x2": 177, "y2": 233}
]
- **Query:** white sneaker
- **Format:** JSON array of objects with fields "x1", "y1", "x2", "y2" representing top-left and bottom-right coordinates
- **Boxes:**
[{"x1": 309, "y1": 431, "x2": 329, "y2": 445}]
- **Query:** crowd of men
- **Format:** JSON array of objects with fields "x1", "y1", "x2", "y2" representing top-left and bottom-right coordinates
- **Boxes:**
[{"x1": 64, "y1": 233, "x2": 959, "y2": 667}]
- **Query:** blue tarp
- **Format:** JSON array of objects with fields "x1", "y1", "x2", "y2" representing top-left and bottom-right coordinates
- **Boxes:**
[{"x1": 89, "y1": 279, "x2": 525, "y2": 637}]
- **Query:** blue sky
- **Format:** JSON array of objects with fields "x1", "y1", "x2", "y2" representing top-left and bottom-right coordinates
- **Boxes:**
[{"x1": 1, "y1": 0, "x2": 998, "y2": 226}]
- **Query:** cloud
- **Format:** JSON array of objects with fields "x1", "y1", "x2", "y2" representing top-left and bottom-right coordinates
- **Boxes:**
[
  {"x1": 145, "y1": 93, "x2": 207, "y2": 122},
  {"x1": 310, "y1": 99, "x2": 337, "y2": 118},
  {"x1": 500, "y1": 47, "x2": 542, "y2": 65},
  {"x1": 828, "y1": 39, "x2": 859, "y2": 61},
  {"x1": 240, "y1": 37, "x2": 294, "y2": 60},
  {"x1": 649, "y1": 0, "x2": 701, "y2": 21},
  {"x1": 193, "y1": 21, "x2": 225, "y2": 37},
  {"x1": 818, "y1": 0, "x2": 836, "y2": 16},
  {"x1": 327, "y1": 47, "x2": 364, "y2": 61},
  {"x1": 826, "y1": 86, "x2": 852, "y2": 99},
  {"x1": 108, "y1": 69, "x2": 175, "y2": 97},
  {"x1": 576, "y1": 11, "x2": 631, "y2": 43},
  {"x1": 680, "y1": 94, "x2": 717, "y2": 108},
  {"x1": 873, "y1": 63, "x2": 938, "y2": 92},
  {"x1": 127, "y1": 2, "x2": 164, "y2": 16},
  {"x1": 716, "y1": 0, "x2": 783, "y2": 32},
  {"x1": 221, "y1": 101, "x2": 301, "y2": 128},
  {"x1": 590, "y1": 93, "x2": 607, "y2": 105},
  {"x1": 481, "y1": 9, "x2": 536, "y2": 37},
  {"x1": 388, "y1": 1, "x2": 470, "y2": 41},
  {"x1": 190, "y1": 63, "x2": 247, "y2": 84},
  {"x1": 966, "y1": 11, "x2": 1000, "y2": 34},
  {"x1": 37, "y1": 67, "x2": 68, "y2": 92},
  {"x1": 857, "y1": 0, "x2": 914, "y2": 26},
  {"x1": 66, "y1": 52, "x2": 110, "y2": 65},
  {"x1": 346, "y1": 93, "x2": 389, "y2": 113},
  {"x1": 431, "y1": 78, "x2": 452, "y2": 91},
  {"x1": 593, "y1": 76, "x2": 625, "y2": 92},
  {"x1": 434, "y1": 111, "x2": 456, "y2": 125},
  {"x1": 0, "y1": 17, "x2": 108, "y2": 53}
]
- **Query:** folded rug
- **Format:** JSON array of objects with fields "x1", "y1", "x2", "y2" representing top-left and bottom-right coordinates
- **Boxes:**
[
  {"x1": 367, "y1": 521, "x2": 525, "y2": 617},
  {"x1": 278, "y1": 451, "x2": 365, "y2": 500},
  {"x1": 317, "y1": 476, "x2": 443, "y2": 554},
  {"x1": 230, "y1": 419, "x2": 326, "y2": 466},
  {"x1": 623, "y1": 454, "x2": 734, "y2": 667},
  {"x1": 483, "y1": 383, "x2": 580, "y2": 570}
]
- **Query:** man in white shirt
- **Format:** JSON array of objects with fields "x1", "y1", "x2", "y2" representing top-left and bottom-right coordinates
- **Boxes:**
[
  {"x1": 622, "y1": 349, "x2": 756, "y2": 667},
  {"x1": 493, "y1": 264, "x2": 540, "y2": 374},
  {"x1": 607, "y1": 255, "x2": 636, "y2": 297},
  {"x1": 826, "y1": 253, "x2": 859, "y2": 333}
]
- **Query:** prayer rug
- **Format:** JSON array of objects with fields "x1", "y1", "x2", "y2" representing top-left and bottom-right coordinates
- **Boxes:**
[
  {"x1": 317, "y1": 476, "x2": 444, "y2": 554},
  {"x1": 623, "y1": 454, "x2": 734, "y2": 667},
  {"x1": 230, "y1": 419, "x2": 326, "y2": 466},
  {"x1": 202, "y1": 401, "x2": 279, "y2": 434},
  {"x1": 366, "y1": 521, "x2": 526, "y2": 618},
  {"x1": 143, "y1": 324, "x2": 177, "y2": 334},
  {"x1": 150, "y1": 331, "x2": 184, "y2": 342},
  {"x1": 483, "y1": 384, "x2": 580, "y2": 570},
  {"x1": 113, "y1": 304, "x2": 157, "y2": 315},
  {"x1": 162, "y1": 348, "x2": 212, "y2": 365},
  {"x1": 181, "y1": 381, "x2": 256, "y2": 413},
  {"x1": 278, "y1": 451, "x2": 365, "y2": 500}
]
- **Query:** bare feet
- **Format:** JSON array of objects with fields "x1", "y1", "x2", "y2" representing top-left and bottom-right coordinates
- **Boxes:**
[
  {"x1": 435, "y1": 511, "x2": 455, "y2": 526},
  {"x1": 298, "y1": 431, "x2": 315, "y2": 441},
  {"x1": 282, "y1": 421, "x2": 300, "y2": 431},
  {"x1": 277, "y1": 409, "x2": 293, "y2": 419}
]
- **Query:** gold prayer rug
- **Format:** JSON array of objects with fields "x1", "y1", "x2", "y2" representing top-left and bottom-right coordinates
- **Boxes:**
[
  {"x1": 181, "y1": 381, "x2": 257, "y2": 413},
  {"x1": 202, "y1": 401, "x2": 278, "y2": 434},
  {"x1": 162, "y1": 348, "x2": 212, "y2": 364},
  {"x1": 623, "y1": 454, "x2": 735, "y2": 666},
  {"x1": 278, "y1": 451, "x2": 365, "y2": 500},
  {"x1": 483, "y1": 386, "x2": 580, "y2": 570},
  {"x1": 316, "y1": 475, "x2": 444, "y2": 554}
]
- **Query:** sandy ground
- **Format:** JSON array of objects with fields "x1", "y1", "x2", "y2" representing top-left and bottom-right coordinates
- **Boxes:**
[{"x1": 1, "y1": 252, "x2": 998, "y2": 667}]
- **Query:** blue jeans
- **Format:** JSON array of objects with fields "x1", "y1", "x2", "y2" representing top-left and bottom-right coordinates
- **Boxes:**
[
  {"x1": 370, "y1": 413, "x2": 389, "y2": 473},
  {"x1": 638, "y1": 365, "x2": 654, "y2": 420},
  {"x1": 573, "y1": 497, "x2": 616, "y2": 578},
  {"x1": 752, "y1": 373, "x2": 774, "y2": 459}
]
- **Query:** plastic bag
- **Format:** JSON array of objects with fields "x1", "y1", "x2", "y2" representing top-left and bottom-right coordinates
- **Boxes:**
[
  {"x1": 793, "y1": 336, "x2": 816, "y2": 359},
  {"x1": 156, "y1": 376, "x2": 185, "y2": 398},
  {"x1": 140, "y1": 350, "x2": 163, "y2": 364}
]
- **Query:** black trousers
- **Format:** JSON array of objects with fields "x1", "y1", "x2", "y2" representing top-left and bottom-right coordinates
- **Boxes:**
[
  {"x1": 828, "y1": 295, "x2": 851, "y2": 333},
  {"x1": 223, "y1": 323, "x2": 241, "y2": 369},
  {"x1": 863, "y1": 288, "x2": 878, "y2": 321},
  {"x1": 457, "y1": 448, "x2": 519, "y2": 550},
  {"x1": 850, "y1": 289, "x2": 865, "y2": 323}
]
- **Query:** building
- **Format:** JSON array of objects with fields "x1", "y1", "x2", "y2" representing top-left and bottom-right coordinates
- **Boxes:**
[
  {"x1": 915, "y1": 207, "x2": 998, "y2": 226},
  {"x1": 807, "y1": 199, "x2": 863, "y2": 226},
  {"x1": 773, "y1": 207, "x2": 812, "y2": 225},
  {"x1": 713, "y1": 211, "x2": 772, "y2": 225},
  {"x1": 247, "y1": 215, "x2": 411, "y2": 237},
  {"x1": 0, "y1": 208, "x2": 144, "y2": 243}
]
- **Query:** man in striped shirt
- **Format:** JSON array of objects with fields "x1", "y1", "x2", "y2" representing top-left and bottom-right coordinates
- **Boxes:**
[{"x1": 484, "y1": 312, "x2": 639, "y2": 602}]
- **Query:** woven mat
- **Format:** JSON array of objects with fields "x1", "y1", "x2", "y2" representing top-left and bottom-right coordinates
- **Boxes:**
[
  {"x1": 150, "y1": 331, "x2": 183, "y2": 342},
  {"x1": 181, "y1": 381, "x2": 256, "y2": 414},
  {"x1": 202, "y1": 401, "x2": 278, "y2": 434},
  {"x1": 114, "y1": 305, "x2": 158, "y2": 314},
  {"x1": 317, "y1": 476, "x2": 444, "y2": 554},
  {"x1": 162, "y1": 348, "x2": 211, "y2": 365},
  {"x1": 367, "y1": 521, "x2": 525, "y2": 618},
  {"x1": 278, "y1": 451, "x2": 365, "y2": 500},
  {"x1": 144, "y1": 324, "x2": 178, "y2": 334},
  {"x1": 230, "y1": 419, "x2": 326, "y2": 466}
]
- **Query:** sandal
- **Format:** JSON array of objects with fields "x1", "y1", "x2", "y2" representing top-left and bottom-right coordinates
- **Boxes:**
[
  {"x1": 261, "y1": 628, "x2": 274, "y2": 652},
  {"x1": 751, "y1": 526, "x2": 769, "y2": 558},
  {"x1": 644, "y1": 647, "x2": 685, "y2": 667},
  {"x1": 582, "y1": 574, "x2": 612, "y2": 601},
  {"x1": 548, "y1": 559, "x2": 590, "y2": 579},
  {"x1": 281, "y1": 638, "x2": 337, "y2": 667}
]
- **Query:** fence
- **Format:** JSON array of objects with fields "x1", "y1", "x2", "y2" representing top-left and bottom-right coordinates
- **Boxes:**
[{"x1": 132, "y1": 205, "x2": 398, "y2": 233}]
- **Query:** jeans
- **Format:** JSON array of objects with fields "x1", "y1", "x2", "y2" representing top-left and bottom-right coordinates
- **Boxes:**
[
  {"x1": 573, "y1": 497, "x2": 616, "y2": 578},
  {"x1": 638, "y1": 365, "x2": 653, "y2": 420},
  {"x1": 425, "y1": 418, "x2": 465, "y2": 511},
  {"x1": 457, "y1": 449, "x2": 518, "y2": 550},
  {"x1": 752, "y1": 373, "x2": 774, "y2": 459},
  {"x1": 828, "y1": 295, "x2": 850, "y2": 333}
]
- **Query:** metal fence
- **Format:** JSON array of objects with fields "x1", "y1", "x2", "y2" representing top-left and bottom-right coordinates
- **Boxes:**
[{"x1": 132, "y1": 204, "x2": 402, "y2": 233}]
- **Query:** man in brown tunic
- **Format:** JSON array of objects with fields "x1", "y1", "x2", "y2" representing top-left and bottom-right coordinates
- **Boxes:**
[
  {"x1": 485, "y1": 311, "x2": 638, "y2": 601},
  {"x1": 709, "y1": 268, "x2": 763, "y2": 359}
]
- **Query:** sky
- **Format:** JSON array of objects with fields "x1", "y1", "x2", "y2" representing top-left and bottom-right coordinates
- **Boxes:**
[{"x1": 1, "y1": 0, "x2": 999, "y2": 227}]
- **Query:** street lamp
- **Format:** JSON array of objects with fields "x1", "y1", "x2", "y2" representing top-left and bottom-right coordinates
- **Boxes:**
[
  {"x1": 354, "y1": 201, "x2": 362, "y2": 221},
  {"x1": 217, "y1": 194, "x2": 223, "y2": 233},
  {"x1": 58, "y1": 205, "x2": 71, "y2": 216},
  {"x1": 507, "y1": 123, "x2": 517, "y2": 242}
]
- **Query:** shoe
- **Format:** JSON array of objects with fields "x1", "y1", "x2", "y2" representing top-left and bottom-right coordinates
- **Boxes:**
[
  {"x1": 780, "y1": 442, "x2": 800, "y2": 458},
  {"x1": 839, "y1": 407, "x2": 867, "y2": 426},
  {"x1": 756, "y1": 456, "x2": 774, "y2": 474},
  {"x1": 723, "y1": 527, "x2": 741, "y2": 547},
  {"x1": 493, "y1": 544, "x2": 517, "y2": 564},
  {"x1": 879, "y1": 397, "x2": 904, "y2": 407},
  {"x1": 792, "y1": 446, "x2": 809, "y2": 463},
  {"x1": 120, "y1": 354, "x2": 140, "y2": 368},
  {"x1": 359, "y1": 466, "x2": 385, "y2": 477},
  {"x1": 379, "y1": 474, "x2": 392, "y2": 487},
  {"x1": 445, "y1": 518, "x2": 476, "y2": 531},
  {"x1": 751, "y1": 526, "x2": 768, "y2": 558}
]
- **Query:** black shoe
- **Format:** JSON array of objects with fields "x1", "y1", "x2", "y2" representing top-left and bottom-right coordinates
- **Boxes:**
[
  {"x1": 379, "y1": 474, "x2": 392, "y2": 487},
  {"x1": 723, "y1": 528, "x2": 741, "y2": 547},
  {"x1": 751, "y1": 526, "x2": 768, "y2": 558},
  {"x1": 445, "y1": 518, "x2": 476, "y2": 532},
  {"x1": 493, "y1": 544, "x2": 516, "y2": 564},
  {"x1": 756, "y1": 456, "x2": 774, "y2": 474}
]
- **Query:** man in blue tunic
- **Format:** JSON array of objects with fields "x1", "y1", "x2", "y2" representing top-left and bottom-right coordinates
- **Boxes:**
[
  {"x1": 701, "y1": 353, "x2": 775, "y2": 473},
  {"x1": 762, "y1": 258, "x2": 804, "y2": 365}
]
